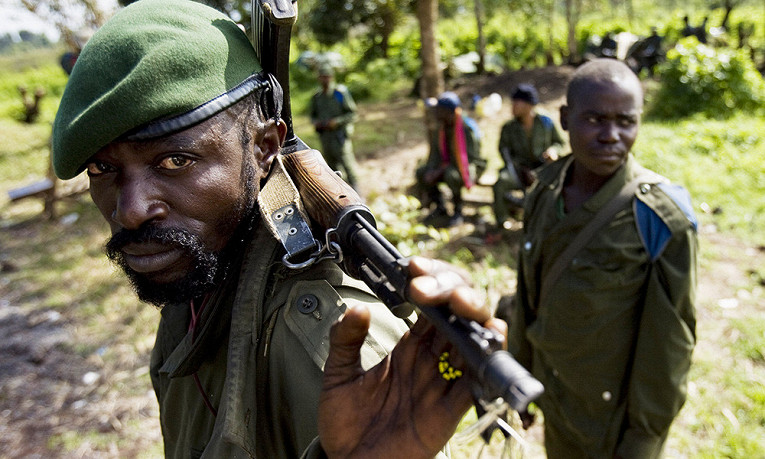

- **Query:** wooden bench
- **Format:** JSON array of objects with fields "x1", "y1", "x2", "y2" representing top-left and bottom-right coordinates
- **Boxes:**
[{"x1": 7, "y1": 173, "x2": 89, "y2": 219}]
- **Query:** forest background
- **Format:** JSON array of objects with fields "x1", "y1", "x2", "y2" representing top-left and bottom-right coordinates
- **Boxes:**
[{"x1": 1, "y1": 0, "x2": 764, "y2": 457}]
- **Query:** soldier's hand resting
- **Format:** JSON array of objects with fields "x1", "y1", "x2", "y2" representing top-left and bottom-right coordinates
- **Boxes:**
[{"x1": 317, "y1": 256, "x2": 508, "y2": 458}]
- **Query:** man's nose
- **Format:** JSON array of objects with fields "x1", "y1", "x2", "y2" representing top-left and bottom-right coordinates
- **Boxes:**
[
  {"x1": 599, "y1": 121, "x2": 620, "y2": 143},
  {"x1": 112, "y1": 179, "x2": 168, "y2": 230}
]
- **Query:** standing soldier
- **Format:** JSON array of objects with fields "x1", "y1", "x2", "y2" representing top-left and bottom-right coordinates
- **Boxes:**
[
  {"x1": 310, "y1": 64, "x2": 359, "y2": 188},
  {"x1": 510, "y1": 59, "x2": 697, "y2": 458}
]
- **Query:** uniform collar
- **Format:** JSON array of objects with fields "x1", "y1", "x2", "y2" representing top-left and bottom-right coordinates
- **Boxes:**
[{"x1": 556, "y1": 154, "x2": 636, "y2": 214}]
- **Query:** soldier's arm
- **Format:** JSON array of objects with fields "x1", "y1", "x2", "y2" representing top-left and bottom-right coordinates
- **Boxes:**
[
  {"x1": 616, "y1": 204, "x2": 697, "y2": 458},
  {"x1": 333, "y1": 85, "x2": 358, "y2": 128}
]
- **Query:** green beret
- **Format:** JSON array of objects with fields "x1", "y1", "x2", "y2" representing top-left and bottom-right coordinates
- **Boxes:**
[{"x1": 52, "y1": 0, "x2": 263, "y2": 179}]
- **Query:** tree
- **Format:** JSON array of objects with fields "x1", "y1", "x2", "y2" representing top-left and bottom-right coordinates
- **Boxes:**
[
  {"x1": 474, "y1": 0, "x2": 487, "y2": 74},
  {"x1": 715, "y1": 0, "x2": 744, "y2": 31},
  {"x1": 306, "y1": 0, "x2": 406, "y2": 59},
  {"x1": 21, "y1": 0, "x2": 108, "y2": 50},
  {"x1": 415, "y1": 0, "x2": 443, "y2": 98},
  {"x1": 564, "y1": 0, "x2": 583, "y2": 63}
]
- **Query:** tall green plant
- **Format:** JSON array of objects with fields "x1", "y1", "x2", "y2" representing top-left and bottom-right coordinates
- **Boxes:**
[{"x1": 648, "y1": 37, "x2": 765, "y2": 119}]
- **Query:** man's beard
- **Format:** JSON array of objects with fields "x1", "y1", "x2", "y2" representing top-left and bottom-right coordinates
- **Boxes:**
[
  {"x1": 105, "y1": 166, "x2": 260, "y2": 307},
  {"x1": 106, "y1": 225, "x2": 229, "y2": 306}
]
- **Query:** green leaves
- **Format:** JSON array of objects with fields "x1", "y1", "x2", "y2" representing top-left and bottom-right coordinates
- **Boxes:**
[{"x1": 648, "y1": 37, "x2": 765, "y2": 119}]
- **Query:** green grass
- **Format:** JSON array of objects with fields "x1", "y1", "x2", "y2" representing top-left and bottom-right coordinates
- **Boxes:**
[{"x1": 635, "y1": 114, "x2": 765, "y2": 246}]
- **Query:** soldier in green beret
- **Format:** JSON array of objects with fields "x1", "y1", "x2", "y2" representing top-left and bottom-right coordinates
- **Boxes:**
[
  {"x1": 509, "y1": 59, "x2": 697, "y2": 458},
  {"x1": 51, "y1": 1, "x2": 501, "y2": 457},
  {"x1": 309, "y1": 64, "x2": 359, "y2": 188}
]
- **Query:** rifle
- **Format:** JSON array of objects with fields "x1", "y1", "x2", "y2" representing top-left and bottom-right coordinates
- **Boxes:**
[{"x1": 250, "y1": 0, "x2": 543, "y2": 442}]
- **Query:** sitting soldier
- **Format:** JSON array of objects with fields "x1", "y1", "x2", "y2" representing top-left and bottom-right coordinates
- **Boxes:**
[{"x1": 416, "y1": 92, "x2": 485, "y2": 227}]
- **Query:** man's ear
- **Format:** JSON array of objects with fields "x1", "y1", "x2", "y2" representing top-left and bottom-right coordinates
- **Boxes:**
[
  {"x1": 255, "y1": 119, "x2": 288, "y2": 171},
  {"x1": 559, "y1": 105, "x2": 569, "y2": 131}
]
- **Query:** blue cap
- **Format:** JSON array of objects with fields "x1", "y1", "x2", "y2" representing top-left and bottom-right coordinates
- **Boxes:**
[
  {"x1": 436, "y1": 91, "x2": 461, "y2": 110},
  {"x1": 511, "y1": 84, "x2": 539, "y2": 105}
]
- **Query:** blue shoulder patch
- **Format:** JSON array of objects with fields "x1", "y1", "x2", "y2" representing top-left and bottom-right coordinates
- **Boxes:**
[
  {"x1": 333, "y1": 88, "x2": 345, "y2": 105},
  {"x1": 634, "y1": 200, "x2": 672, "y2": 261},
  {"x1": 539, "y1": 115, "x2": 554, "y2": 130},
  {"x1": 634, "y1": 183, "x2": 698, "y2": 261},
  {"x1": 462, "y1": 116, "x2": 481, "y2": 139},
  {"x1": 657, "y1": 183, "x2": 698, "y2": 231}
]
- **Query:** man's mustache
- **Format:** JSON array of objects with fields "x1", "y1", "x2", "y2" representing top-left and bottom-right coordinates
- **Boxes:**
[{"x1": 105, "y1": 225, "x2": 203, "y2": 258}]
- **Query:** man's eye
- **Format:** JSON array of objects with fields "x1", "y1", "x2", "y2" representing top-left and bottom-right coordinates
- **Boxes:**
[
  {"x1": 585, "y1": 115, "x2": 600, "y2": 124},
  {"x1": 86, "y1": 161, "x2": 112, "y2": 176},
  {"x1": 158, "y1": 155, "x2": 194, "y2": 170},
  {"x1": 618, "y1": 118, "x2": 637, "y2": 127}
]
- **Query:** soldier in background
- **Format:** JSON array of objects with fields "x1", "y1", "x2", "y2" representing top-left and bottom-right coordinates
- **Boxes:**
[
  {"x1": 310, "y1": 64, "x2": 359, "y2": 188},
  {"x1": 492, "y1": 84, "x2": 563, "y2": 230},
  {"x1": 416, "y1": 92, "x2": 485, "y2": 227}
]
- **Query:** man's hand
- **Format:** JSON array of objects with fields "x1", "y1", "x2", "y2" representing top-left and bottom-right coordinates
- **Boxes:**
[
  {"x1": 318, "y1": 257, "x2": 507, "y2": 458},
  {"x1": 541, "y1": 147, "x2": 558, "y2": 163},
  {"x1": 519, "y1": 409, "x2": 536, "y2": 429}
]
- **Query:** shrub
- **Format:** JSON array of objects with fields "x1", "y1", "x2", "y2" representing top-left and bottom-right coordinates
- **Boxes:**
[
  {"x1": 0, "y1": 63, "x2": 69, "y2": 123},
  {"x1": 648, "y1": 36, "x2": 765, "y2": 119}
]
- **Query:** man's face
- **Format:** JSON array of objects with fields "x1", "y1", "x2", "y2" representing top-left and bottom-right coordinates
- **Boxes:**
[
  {"x1": 435, "y1": 106, "x2": 457, "y2": 126},
  {"x1": 511, "y1": 99, "x2": 533, "y2": 119},
  {"x1": 319, "y1": 74, "x2": 332, "y2": 91},
  {"x1": 561, "y1": 79, "x2": 642, "y2": 178},
  {"x1": 86, "y1": 107, "x2": 282, "y2": 305}
]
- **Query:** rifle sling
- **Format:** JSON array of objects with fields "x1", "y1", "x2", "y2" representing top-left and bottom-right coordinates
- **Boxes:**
[
  {"x1": 257, "y1": 155, "x2": 319, "y2": 263},
  {"x1": 537, "y1": 175, "x2": 645, "y2": 308}
]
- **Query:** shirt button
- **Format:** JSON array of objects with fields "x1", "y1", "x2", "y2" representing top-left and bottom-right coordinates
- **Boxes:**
[
  {"x1": 640, "y1": 184, "x2": 651, "y2": 194},
  {"x1": 524, "y1": 241, "x2": 532, "y2": 251},
  {"x1": 602, "y1": 391, "x2": 612, "y2": 402},
  {"x1": 297, "y1": 294, "x2": 319, "y2": 314},
  {"x1": 552, "y1": 369, "x2": 559, "y2": 377}
]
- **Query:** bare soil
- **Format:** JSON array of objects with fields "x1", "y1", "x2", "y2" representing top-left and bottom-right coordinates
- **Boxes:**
[{"x1": 1, "y1": 65, "x2": 763, "y2": 458}]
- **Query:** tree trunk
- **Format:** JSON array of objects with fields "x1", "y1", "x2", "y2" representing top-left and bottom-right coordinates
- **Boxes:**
[
  {"x1": 547, "y1": 0, "x2": 555, "y2": 65},
  {"x1": 565, "y1": 0, "x2": 581, "y2": 64},
  {"x1": 474, "y1": 0, "x2": 487, "y2": 74},
  {"x1": 416, "y1": 0, "x2": 443, "y2": 98}
]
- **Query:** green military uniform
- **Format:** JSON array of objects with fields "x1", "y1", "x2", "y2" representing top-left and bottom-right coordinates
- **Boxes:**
[
  {"x1": 309, "y1": 83, "x2": 359, "y2": 187},
  {"x1": 493, "y1": 114, "x2": 564, "y2": 224},
  {"x1": 510, "y1": 154, "x2": 697, "y2": 458},
  {"x1": 150, "y1": 225, "x2": 411, "y2": 458},
  {"x1": 416, "y1": 116, "x2": 485, "y2": 215}
]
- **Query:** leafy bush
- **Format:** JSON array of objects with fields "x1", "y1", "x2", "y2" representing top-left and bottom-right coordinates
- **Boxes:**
[
  {"x1": 344, "y1": 58, "x2": 411, "y2": 101},
  {"x1": 0, "y1": 63, "x2": 69, "y2": 123},
  {"x1": 648, "y1": 37, "x2": 765, "y2": 119}
]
